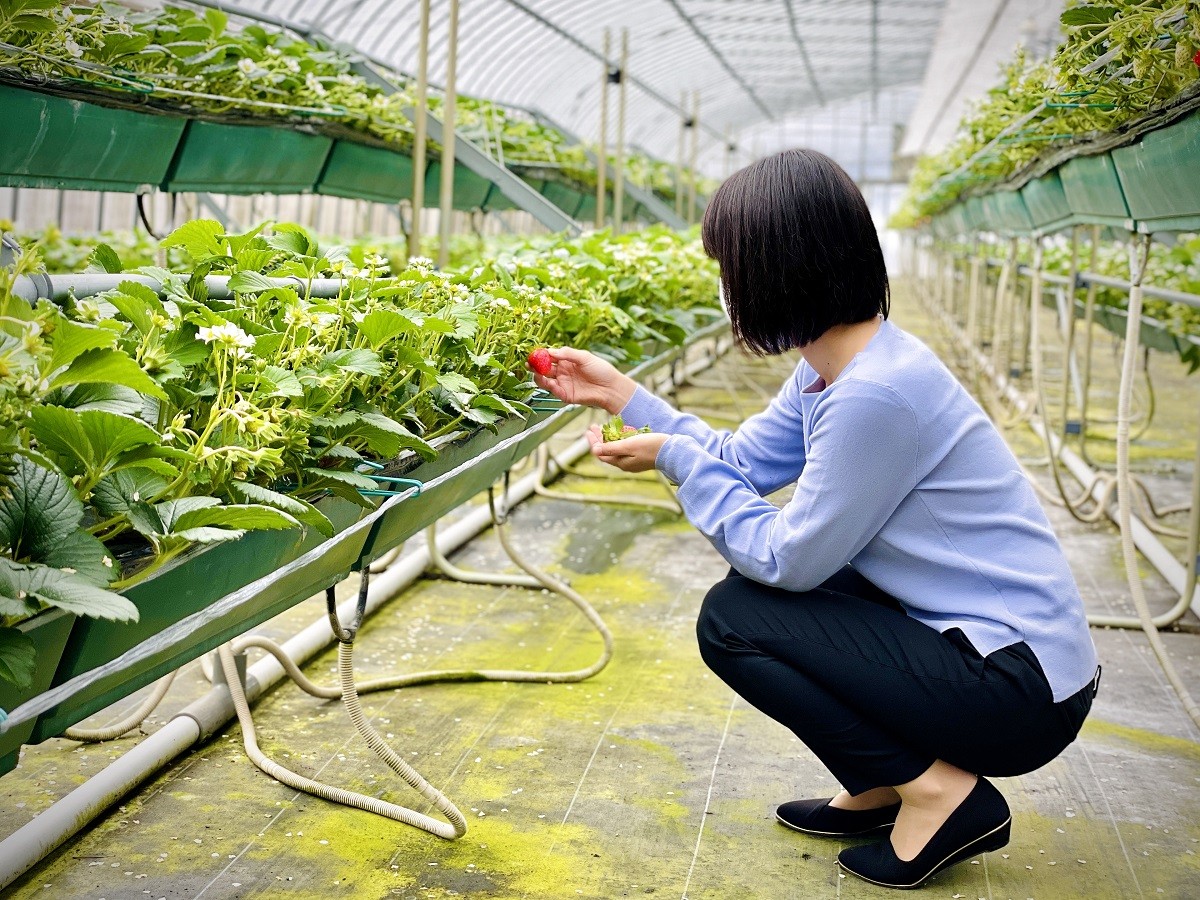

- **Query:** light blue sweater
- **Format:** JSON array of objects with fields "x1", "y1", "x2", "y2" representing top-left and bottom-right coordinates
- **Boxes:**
[{"x1": 621, "y1": 319, "x2": 1098, "y2": 702}]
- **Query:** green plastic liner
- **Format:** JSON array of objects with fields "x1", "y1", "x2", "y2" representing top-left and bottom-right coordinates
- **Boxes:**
[
  {"x1": 317, "y1": 139, "x2": 415, "y2": 204},
  {"x1": 1059, "y1": 154, "x2": 1131, "y2": 229},
  {"x1": 0, "y1": 84, "x2": 185, "y2": 192},
  {"x1": 31, "y1": 498, "x2": 368, "y2": 741},
  {"x1": 163, "y1": 119, "x2": 333, "y2": 194},
  {"x1": 0, "y1": 609, "x2": 74, "y2": 777},
  {"x1": 1112, "y1": 109, "x2": 1200, "y2": 234},
  {"x1": 1021, "y1": 171, "x2": 1073, "y2": 234}
]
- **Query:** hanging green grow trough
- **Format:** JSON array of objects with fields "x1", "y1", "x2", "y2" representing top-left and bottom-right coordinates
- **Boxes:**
[
  {"x1": 0, "y1": 84, "x2": 186, "y2": 192},
  {"x1": 0, "y1": 609, "x2": 75, "y2": 777},
  {"x1": 163, "y1": 119, "x2": 333, "y2": 194},
  {"x1": 1058, "y1": 154, "x2": 1132, "y2": 229},
  {"x1": 981, "y1": 190, "x2": 1033, "y2": 236},
  {"x1": 357, "y1": 406, "x2": 584, "y2": 566},
  {"x1": 317, "y1": 139, "x2": 415, "y2": 204},
  {"x1": 30, "y1": 497, "x2": 369, "y2": 742},
  {"x1": 1021, "y1": 171, "x2": 1073, "y2": 234},
  {"x1": 423, "y1": 160, "x2": 496, "y2": 211},
  {"x1": 1112, "y1": 109, "x2": 1200, "y2": 234}
]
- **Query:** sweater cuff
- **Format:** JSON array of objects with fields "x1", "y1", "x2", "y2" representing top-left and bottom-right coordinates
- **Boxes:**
[
  {"x1": 656, "y1": 434, "x2": 701, "y2": 486},
  {"x1": 619, "y1": 385, "x2": 679, "y2": 432}
]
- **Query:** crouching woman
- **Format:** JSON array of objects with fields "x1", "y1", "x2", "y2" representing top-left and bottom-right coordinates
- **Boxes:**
[{"x1": 531, "y1": 148, "x2": 1100, "y2": 890}]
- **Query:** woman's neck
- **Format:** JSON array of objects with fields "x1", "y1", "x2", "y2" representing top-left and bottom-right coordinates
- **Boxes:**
[{"x1": 800, "y1": 317, "x2": 883, "y2": 386}]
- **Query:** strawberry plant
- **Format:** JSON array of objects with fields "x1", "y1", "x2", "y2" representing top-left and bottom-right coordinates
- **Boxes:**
[
  {"x1": 0, "y1": 1, "x2": 706, "y2": 207},
  {"x1": 893, "y1": 1, "x2": 1200, "y2": 226},
  {"x1": 0, "y1": 218, "x2": 720, "y2": 688}
]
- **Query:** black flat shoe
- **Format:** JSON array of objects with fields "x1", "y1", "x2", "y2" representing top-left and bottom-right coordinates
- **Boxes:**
[
  {"x1": 837, "y1": 778, "x2": 1011, "y2": 889},
  {"x1": 775, "y1": 798, "x2": 901, "y2": 837}
]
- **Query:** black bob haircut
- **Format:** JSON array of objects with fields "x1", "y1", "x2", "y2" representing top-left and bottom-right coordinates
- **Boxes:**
[{"x1": 701, "y1": 148, "x2": 890, "y2": 355}]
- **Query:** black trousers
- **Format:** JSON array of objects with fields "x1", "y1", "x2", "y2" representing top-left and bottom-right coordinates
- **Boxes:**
[{"x1": 696, "y1": 567, "x2": 1095, "y2": 796}]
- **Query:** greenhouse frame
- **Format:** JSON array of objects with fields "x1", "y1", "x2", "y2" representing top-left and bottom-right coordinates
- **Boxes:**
[{"x1": 0, "y1": 0, "x2": 1198, "y2": 897}]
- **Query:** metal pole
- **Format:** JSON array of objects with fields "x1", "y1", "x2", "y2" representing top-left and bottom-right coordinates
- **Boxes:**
[
  {"x1": 676, "y1": 91, "x2": 687, "y2": 219},
  {"x1": 410, "y1": 0, "x2": 431, "y2": 259},
  {"x1": 595, "y1": 29, "x2": 611, "y2": 231},
  {"x1": 687, "y1": 91, "x2": 700, "y2": 227},
  {"x1": 437, "y1": 0, "x2": 459, "y2": 269},
  {"x1": 724, "y1": 127, "x2": 733, "y2": 180},
  {"x1": 612, "y1": 28, "x2": 628, "y2": 233}
]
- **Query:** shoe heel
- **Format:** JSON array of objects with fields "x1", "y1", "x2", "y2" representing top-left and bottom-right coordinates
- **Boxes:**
[{"x1": 977, "y1": 818, "x2": 1011, "y2": 854}]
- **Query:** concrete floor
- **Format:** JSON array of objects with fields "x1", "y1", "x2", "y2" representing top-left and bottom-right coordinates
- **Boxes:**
[{"x1": 2, "y1": 280, "x2": 1199, "y2": 899}]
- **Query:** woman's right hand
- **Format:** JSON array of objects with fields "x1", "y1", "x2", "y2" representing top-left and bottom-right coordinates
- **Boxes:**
[{"x1": 531, "y1": 347, "x2": 637, "y2": 415}]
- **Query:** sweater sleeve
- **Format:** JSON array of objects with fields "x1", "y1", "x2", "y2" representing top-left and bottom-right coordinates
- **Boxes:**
[
  {"x1": 655, "y1": 380, "x2": 920, "y2": 592},
  {"x1": 618, "y1": 364, "x2": 810, "y2": 496}
]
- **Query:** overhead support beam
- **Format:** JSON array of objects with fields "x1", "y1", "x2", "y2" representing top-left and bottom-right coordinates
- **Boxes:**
[
  {"x1": 535, "y1": 108, "x2": 685, "y2": 231},
  {"x1": 495, "y1": 0, "x2": 729, "y2": 145},
  {"x1": 782, "y1": 0, "x2": 827, "y2": 107},
  {"x1": 415, "y1": 111, "x2": 579, "y2": 235},
  {"x1": 662, "y1": 0, "x2": 774, "y2": 121}
]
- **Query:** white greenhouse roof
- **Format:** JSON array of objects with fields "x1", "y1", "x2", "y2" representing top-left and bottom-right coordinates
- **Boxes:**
[{"x1": 196, "y1": 0, "x2": 948, "y2": 171}]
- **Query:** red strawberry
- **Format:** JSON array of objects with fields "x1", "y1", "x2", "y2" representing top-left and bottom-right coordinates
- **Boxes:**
[
  {"x1": 1194, "y1": 49, "x2": 1200, "y2": 67},
  {"x1": 527, "y1": 348, "x2": 553, "y2": 376}
]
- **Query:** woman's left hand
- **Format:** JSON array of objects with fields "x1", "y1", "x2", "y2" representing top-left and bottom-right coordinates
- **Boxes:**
[{"x1": 586, "y1": 424, "x2": 668, "y2": 473}]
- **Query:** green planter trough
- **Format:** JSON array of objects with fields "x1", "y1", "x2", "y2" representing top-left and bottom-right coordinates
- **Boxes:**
[
  {"x1": 1058, "y1": 154, "x2": 1131, "y2": 229},
  {"x1": 1087, "y1": 302, "x2": 1189, "y2": 356},
  {"x1": 982, "y1": 190, "x2": 1034, "y2": 236},
  {"x1": 1112, "y1": 109, "x2": 1200, "y2": 234},
  {"x1": 317, "y1": 139, "x2": 415, "y2": 204},
  {"x1": 31, "y1": 497, "x2": 369, "y2": 741},
  {"x1": 1021, "y1": 171, "x2": 1073, "y2": 234},
  {"x1": 0, "y1": 609, "x2": 75, "y2": 776},
  {"x1": 358, "y1": 405, "x2": 584, "y2": 566},
  {"x1": 961, "y1": 196, "x2": 987, "y2": 233},
  {"x1": 163, "y1": 120, "x2": 333, "y2": 194},
  {"x1": 0, "y1": 84, "x2": 186, "y2": 192},
  {"x1": 423, "y1": 160, "x2": 496, "y2": 211}
]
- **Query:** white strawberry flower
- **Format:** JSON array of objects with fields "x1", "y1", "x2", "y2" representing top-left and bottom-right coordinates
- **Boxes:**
[{"x1": 197, "y1": 322, "x2": 255, "y2": 357}]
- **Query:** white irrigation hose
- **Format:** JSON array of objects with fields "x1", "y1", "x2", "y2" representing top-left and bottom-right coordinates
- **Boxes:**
[
  {"x1": 61, "y1": 671, "x2": 179, "y2": 743},
  {"x1": 424, "y1": 518, "x2": 544, "y2": 588},
  {"x1": 922, "y1": 244, "x2": 1200, "y2": 631},
  {"x1": 215, "y1": 484, "x2": 615, "y2": 839},
  {"x1": 533, "y1": 442, "x2": 682, "y2": 513},
  {"x1": 0, "y1": 436, "x2": 599, "y2": 892},
  {"x1": 1113, "y1": 236, "x2": 1200, "y2": 730},
  {"x1": 217, "y1": 640, "x2": 468, "y2": 840},
  {"x1": 1027, "y1": 240, "x2": 1119, "y2": 524}
]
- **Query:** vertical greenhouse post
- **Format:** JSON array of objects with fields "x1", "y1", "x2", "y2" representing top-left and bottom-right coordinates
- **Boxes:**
[
  {"x1": 687, "y1": 91, "x2": 700, "y2": 227},
  {"x1": 410, "y1": 0, "x2": 431, "y2": 259},
  {"x1": 437, "y1": 0, "x2": 460, "y2": 270},
  {"x1": 595, "y1": 29, "x2": 611, "y2": 231},
  {"x1": 612, "y1": 29, "x2": 629, "y2": 233},
  {"x1": 676, "y1": 91, "x2": 687, "y2": 219}
]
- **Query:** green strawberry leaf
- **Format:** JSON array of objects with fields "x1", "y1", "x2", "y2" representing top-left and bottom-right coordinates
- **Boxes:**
[
  {"x1": 0, "y1": 627, "x2": 36, "y2": 690},
  {"x1": 0, "y1": 559, "x2": 137, "y2": 622},
  {"x1": 229, "y1": 481, "x2": 334, "y2": 537},
  {"x1": 49, "y1": 348, "x2": 169, "y2": 402},
  {"x1": 0, "y1": 456, "x2": 83, "y2": 563}
]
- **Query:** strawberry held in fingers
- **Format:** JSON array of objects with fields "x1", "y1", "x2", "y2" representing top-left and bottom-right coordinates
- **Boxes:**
[{"x1": 527, "y1": 348, "x2": 553, "y2": 376}]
